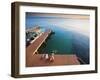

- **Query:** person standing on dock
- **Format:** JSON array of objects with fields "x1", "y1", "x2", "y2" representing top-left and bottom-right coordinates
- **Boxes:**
[
  {"x1": 41, "y1": 54, "x2": 45, "y2": 60},
  {"x1": 45, "y1": 54, "x2": 49, "y2": 60}
]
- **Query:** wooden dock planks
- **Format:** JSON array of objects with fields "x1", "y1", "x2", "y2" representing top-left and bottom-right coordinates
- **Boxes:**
[
  {"x1": 26, "y1": 29, "x2": 80, "y2": 67},
  {"x1": 26, "y1": 29, "x2": 51, "y2": 66},
  {"x1": 26, "y1": 54, "x2": 80, "y2": 67}
]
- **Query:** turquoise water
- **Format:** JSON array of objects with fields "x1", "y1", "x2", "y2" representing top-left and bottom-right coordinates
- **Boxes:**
[
  {"x1": 26, "y1": 16, "x2": 74, "y2": 54},
  {"x1": 41, "y1": 28, "x2": 45, "y2": 32},
  {"x1": 40, "y1": 26, "x2": 73, "y2": 54},
  {"x1": 26, "y1": 13, "x2": 89, "y2": 64}
]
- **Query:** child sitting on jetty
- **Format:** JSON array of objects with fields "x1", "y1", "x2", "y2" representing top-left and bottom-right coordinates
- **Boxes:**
[{"x1": 49, "y1": 53, "x2": 54, "y2": 62}]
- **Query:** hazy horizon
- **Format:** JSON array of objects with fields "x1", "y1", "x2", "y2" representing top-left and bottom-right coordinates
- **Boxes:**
[{"x1": 26, "y1": 12, "x2": 90, "y2": 37}]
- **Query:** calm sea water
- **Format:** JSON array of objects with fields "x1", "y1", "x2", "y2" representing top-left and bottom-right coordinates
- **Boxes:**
[{"x1": 26, "y1": 16, "x2": 89, "y2": 64}]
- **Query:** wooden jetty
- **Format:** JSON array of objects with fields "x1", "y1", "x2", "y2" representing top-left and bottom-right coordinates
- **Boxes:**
[
  {"x1": 26, "y1": 29, "x2": 80, "y2": 67},
  {"x1": 26, "y1": 54, "x2": 80, "y2": 67},
  {"x1": 26, "y1": 29, "x2": 52, "y2": 65}
]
